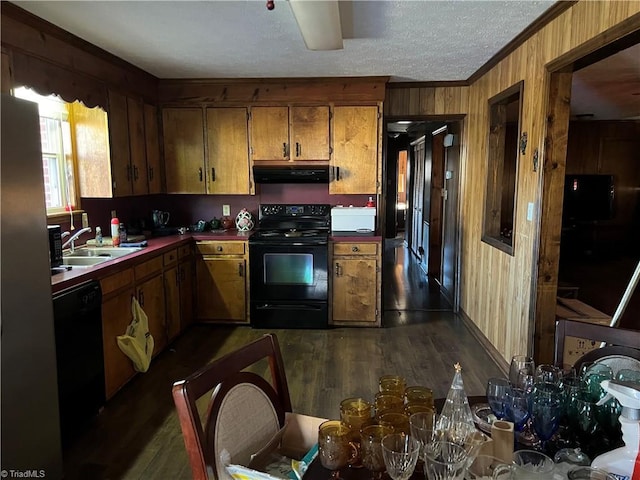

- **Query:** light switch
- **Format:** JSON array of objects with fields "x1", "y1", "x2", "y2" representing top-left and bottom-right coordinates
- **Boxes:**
[
  {"x1": 223, "y1": 205, "x2": 230, "y2": 216},
  {"x1": 527, "y1": 202, "x2": 534, "y2": 222}
]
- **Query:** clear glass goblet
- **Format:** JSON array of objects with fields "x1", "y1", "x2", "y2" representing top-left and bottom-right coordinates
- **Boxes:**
[{"x1": 381, "y1": 433, "x2": 420, "y2": 480}]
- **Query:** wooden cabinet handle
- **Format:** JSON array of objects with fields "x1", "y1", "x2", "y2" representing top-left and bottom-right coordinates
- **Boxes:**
[
  {"x1": 126, "y1": 164, "x2": 132, "y2": 181},
  {"x1": 175, "y1": 270, "x2": 179, "y2": 286},
  {"x1": 282, "y1": 143, "x2": 288, "y2": 158},
  {"x1": 133, "y1": 165, "x2": 139, "y2": 181},
  {"x1": 335, "y1": 262, "x2": 341, "y2": 277},
  {"x1": 216, "y1": 246, "x2": 223, "y2": 252},
  {"x1": 139, "y1": 290, "x2": 144, "y2": 307},
  {"x1": 211, "y1": 167, "x2": 216, "y2": 182},
  {"x1": 238, "y1": 263, "x2": 244, "y2": 277},
  {"x1": 198, "y1": 167, "x2": 203, "y2": 182},
  {"x1": 336, "y1": 166, "x2": 340, "y2": 181},
  {"x1": 148, "y1": 166, "x2": 154, "y2": 180},
  {"x1": 296, "y1": 142, "x2": 301, "y2": 157},
  {"x1": 352, "y1": 246, "x2": 359, "y2": 252}
]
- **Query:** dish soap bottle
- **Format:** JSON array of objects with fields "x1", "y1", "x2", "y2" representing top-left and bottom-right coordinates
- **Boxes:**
[
  {"x1": 366, "y1": 196, "x2": 375, "y2": 207},
  {"x1": 95, "y1": 226, "x2": 103, "y2": 246},
  {"x1": 591, "y1": 380, "x2": 640, "y2": 480}
]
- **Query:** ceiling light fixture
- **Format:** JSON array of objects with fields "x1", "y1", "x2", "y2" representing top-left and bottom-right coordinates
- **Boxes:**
[{"x1": 287, "y1": 0, "x2": 343, "y2": 51}]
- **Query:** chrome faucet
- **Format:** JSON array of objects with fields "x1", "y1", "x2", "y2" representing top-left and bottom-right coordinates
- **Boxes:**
[{"x1": 62, "y1": 227, "x2": 92, "y2": 252}]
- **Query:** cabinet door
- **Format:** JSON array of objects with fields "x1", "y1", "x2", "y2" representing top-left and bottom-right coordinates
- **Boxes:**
[
  {"x1": 144, "y1": 103, "x2": 163, "y2": 194},
  {"x1": 127, "y1": 97, "x2": 148, "y2": 196},
  {"x1": 137, "y1": 274, "x2": 166, "y2": 355},
  {"x1": 164, "y1": 265, "x2": 181, "y2": 342},
  {"x1": 162, "y1": 108, "x2": 206, "y2": 193},
  {"x1": 196, "y1": 256, "x2": 246, "y2": 322},
  {"x1": 102, "y1": 287, "x2": 136, "y2": 399},
  {"x1": 332, "y1": 257, "x2": 377, "y2": 323},
  {"x1": 108, "y1": 90, "x2": 133, "y2": 197},
  {"x1": 206, "y1": 107, "x2": 250, "y2": 194},
  {"x1": 290, "y1": 106, "x2": 330, "y2": 161},
  {"x1": 179, "y1": 259, "x2": 195, "y2": 330},
  {"x1": 331, "y1": 106, "x2": 379, "y2": 194},
  {"x1": 250, "y1": 106, "x2": 289, "y2": 161}
]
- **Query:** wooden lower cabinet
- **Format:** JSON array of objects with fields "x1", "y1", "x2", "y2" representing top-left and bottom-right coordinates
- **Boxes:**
[
  {"x1": 100, "y1": 268, "x2": 136, "y2": 400},
  {"x1": 164, "y1": 246, "x2": 194, "y2": 339},
  {"x1": 330, "y1": 241, "x2": 381, "y2": 326},
  {"x1": 195, "y1": 241, "x2": 248, "y2": 323},
  {"x1": 179, "y1": 257, "x2": 194, "y2": 330},
  {"x1": 137, "y1": 273, "x2": 166, "y2": 356}
]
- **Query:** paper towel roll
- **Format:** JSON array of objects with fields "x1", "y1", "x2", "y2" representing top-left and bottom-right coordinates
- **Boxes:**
[{"x1": 491, "y1": 420, "x2": 514, "y2": 464}]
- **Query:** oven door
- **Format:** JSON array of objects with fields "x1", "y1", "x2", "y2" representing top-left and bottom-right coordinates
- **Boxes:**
[
  {"x1": 249, "y1": 242, "x2": 328, "y2": 302},
  {"x1": 249, "y1": 241, "x2": 328, "y2": 328}
]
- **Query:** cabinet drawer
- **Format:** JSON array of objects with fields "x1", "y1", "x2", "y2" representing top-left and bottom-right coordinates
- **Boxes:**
[
  {"x1": 333, "y1": 243, "x2": 378, "y2": 256},
  {"x1": 163, "y1": 249, "x2": 178, "y2": 266},
  {"x1": 178, "y1": 244, "x2": 192, "y2": 259},
  {"x1": 134, "y1": 255, "x2": 163, "y2": 280},
  {"x1": 100, "y1": 268, "x2": 134, "y2": 296},
  {"x1": 196, "y1": 242, "x2": 245, "y2": 256}
]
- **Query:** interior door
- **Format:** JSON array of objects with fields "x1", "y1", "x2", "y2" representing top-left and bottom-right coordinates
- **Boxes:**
[
  {"x1": 441, "y1": 123, "x2": 462, "y2": 306},
  {"x1": 428, "y1": 131, "x2": 445, "y2": 279},
  {"x1": 410, "y1": 136, "x2": 426, "y2": 258}
]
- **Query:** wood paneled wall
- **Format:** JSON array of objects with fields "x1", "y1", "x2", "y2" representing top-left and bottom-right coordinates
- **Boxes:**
[{"x1": 385, "y1": 1, "x2": 640, "y2": 364}]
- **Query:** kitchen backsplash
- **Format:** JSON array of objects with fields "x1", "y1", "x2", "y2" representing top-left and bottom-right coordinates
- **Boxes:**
[{"x1": 64, "y1": 184, "x2": 371, "y2": 238}]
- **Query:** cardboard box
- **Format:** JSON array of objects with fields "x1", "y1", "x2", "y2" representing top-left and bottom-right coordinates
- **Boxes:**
[
  {"x1": 226, "y1": 412, "x2": 326, "y2": 480},
  {"x1": 556, "y1": 297, "x2": 612, "y2": 366},
  {"x1": 331, "y1": 206, "x2": 376, "y2": 232}
]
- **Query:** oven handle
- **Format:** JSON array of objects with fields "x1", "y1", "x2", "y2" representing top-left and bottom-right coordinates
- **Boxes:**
[{"x1": 255, "y1": 304, "x2": 324, "y2": 311}]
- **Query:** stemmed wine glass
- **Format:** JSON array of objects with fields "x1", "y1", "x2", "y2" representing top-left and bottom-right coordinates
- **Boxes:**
[
  {"x1": 381, "y1": 433, "x2": 421, "y2": 480},
  {"x1": 530, "y1": 383, "x2": 564, "y2": 454},
  {"x1": 509, "y1": 355, "x2": 535, "y2": 387},
  {"x1": 486, "y1": 377, "x2": 510, "y2": 420},
  {"x1": 505, "y1": 387, "x2": 530, "y2": 431}
]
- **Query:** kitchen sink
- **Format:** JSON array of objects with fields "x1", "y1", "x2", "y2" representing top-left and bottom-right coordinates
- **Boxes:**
[
  {"x1": 63, "y1": 247, "x2": 143, "y2": 259},
  {"x1": 60, "y1": 256, "x2": 111, "y2": 267}
]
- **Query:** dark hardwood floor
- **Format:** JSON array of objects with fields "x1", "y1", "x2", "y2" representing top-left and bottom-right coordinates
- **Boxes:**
[{"x1": 62, "y1": 236, "x2": 503, "y2": 479}]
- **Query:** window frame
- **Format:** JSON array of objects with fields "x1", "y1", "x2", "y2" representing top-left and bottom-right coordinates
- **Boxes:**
[{"x1": 481, "y1": 80, "x2": 524, "y2": 256}]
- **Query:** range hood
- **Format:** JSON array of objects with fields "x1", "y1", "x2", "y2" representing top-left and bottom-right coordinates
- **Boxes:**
[{"x1": 253, "y1": 165, "x2": 329, "y2": 184}]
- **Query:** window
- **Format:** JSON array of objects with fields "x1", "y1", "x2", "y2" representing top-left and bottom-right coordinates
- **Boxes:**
[
  {"x1": 482, "y1": 81, "x2": 523, "y2": 255},
  {"x1": 14, "y1": 87, "x2": 78, "y2": 215}
]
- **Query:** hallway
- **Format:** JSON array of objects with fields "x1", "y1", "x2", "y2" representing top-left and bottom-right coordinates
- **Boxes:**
[{"x1": 383, "y1": 235, "x2": 452, "y2": 326}]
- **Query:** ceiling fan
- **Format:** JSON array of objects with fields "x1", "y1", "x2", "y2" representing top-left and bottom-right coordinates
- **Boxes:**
[{"x1": 268, "y1": 0, "x2": 343, "y2": 51}]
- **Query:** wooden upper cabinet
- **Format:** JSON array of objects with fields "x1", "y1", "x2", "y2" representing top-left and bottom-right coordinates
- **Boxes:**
[
  {"x1": 107, "y1": 90, "x2": 133, "y2": 197},
  {"x1": 162, "y1": 107, "x2": 206, "y2": 194},
  {"x1": 290, "y1": 106, "x2": 330, "y2": 161},
  {"x1": 144, "y1": 103, "x2": 163, "y2": 194},
  {"x1": 250, "y1": 105, "x2": 330, "y2": 162},
  {"x1": 250, "y1": 106, "x2": 289, "y2": 161},
  {"x1": 127, "y1": 97, "x2": 148, "y2": 196},
  {"x1": 331, "y1": 105, "x2": 379, "y2": 194},
  {"x1": 206, "y1": 107, "x2": 251, "y2": 194}
]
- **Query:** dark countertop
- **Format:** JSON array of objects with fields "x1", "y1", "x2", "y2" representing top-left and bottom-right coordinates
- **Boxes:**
[
  {"x1": 51, "y1": 230, "x2": 251, "y2": 293},
  {"x1": 330, "y1": 234, "x2": 382, "y2": 242}
]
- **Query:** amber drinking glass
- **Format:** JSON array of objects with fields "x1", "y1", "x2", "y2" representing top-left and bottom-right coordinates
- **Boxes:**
[
  {"x1": 378, "y1": 412, "x2": 410, "y2": 434},
  {"x1": 318, "y1": 420, "x2": 354, "y2": 479},
  {"x1": 340, "y1": 397, "x2": 373, "y2": 432},
  {"x1": 360, "y1": 424, "x2": 393, "y2": 480},
  {"x1": 374, "y1": 392, "x2": 404, "y2": 417},
  {"x1": 404, "y1": 386, "x2": 434, "y2": 408},
  {"x1": 379, "y1": 375, "x2": 407, "y2": 397}
]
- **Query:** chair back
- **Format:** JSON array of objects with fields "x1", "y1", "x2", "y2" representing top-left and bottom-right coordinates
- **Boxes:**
[
  {"x1": 554, "y1": 319, "x2": 640, "y2": 373},
  {"x1": 172, "y1": 334, "x2": 292, "y2": 480}
]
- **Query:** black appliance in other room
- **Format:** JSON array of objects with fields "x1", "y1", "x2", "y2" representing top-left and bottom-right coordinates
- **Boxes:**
[
  {"x1": 249, "y1": 204, "x2": 331, "y2": 329},
  {"x1": 53, "y1": 280, "x2": 105, "y2": 447}
]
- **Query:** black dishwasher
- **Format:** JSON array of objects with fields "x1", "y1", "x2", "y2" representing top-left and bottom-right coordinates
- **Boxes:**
[{"x1": 53, "y1": 280, "x2": 105, "y2": 447}]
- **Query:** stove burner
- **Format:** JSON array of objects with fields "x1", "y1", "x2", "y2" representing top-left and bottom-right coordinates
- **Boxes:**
[
  {"x1": 259, "y1": 231, "x2": 280, "y2": 237},
  {"x1": 284, "y1": 231, "x2": 302, "y2": 238}
]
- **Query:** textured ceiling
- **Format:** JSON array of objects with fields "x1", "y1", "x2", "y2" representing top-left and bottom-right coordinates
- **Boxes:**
[{"x1": 11, "y1": 0, "x2": 556, "y2": 82}]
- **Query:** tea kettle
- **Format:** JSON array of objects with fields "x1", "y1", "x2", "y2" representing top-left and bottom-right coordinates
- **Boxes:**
[{"x1": 152, "y1": 210, "x2": 170, "y2": 228}]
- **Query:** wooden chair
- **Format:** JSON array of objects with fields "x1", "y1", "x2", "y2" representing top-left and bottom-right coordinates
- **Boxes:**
[
  {"x1": 554, "y1": 319, "x2": 640, "y2": 374},
  {"x1": 172, "y1": 334, "x2": 292, "y2": 480}
]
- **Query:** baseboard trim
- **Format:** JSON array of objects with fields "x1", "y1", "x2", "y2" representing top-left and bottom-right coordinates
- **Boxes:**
[{"x1": 459, "y1": 309, "x2": 509, "y2": 377}]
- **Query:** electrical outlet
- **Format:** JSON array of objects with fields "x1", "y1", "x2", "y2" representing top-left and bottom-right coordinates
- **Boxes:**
[{"x1": 223, "y1": 205, "x2": 230, "y2": 216}]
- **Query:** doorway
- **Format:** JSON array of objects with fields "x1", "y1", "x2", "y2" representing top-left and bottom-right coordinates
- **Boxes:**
[
  {"x1": 382, "y1": 118, "x2": 463, "y2": 317},
  {"x1": 534, "y1": 31, "x2": 640, "y2": 362}
]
